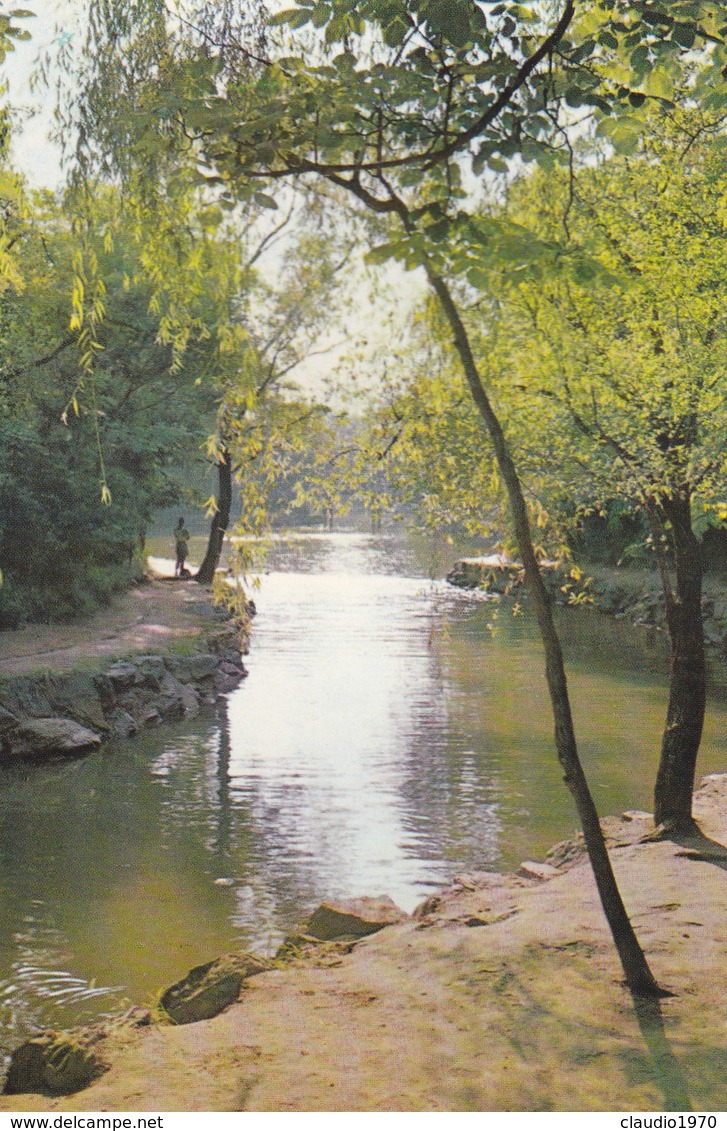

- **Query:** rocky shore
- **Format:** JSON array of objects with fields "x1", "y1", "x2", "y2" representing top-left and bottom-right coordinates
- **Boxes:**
[
  {"x1": 0, "y1": 580, "x2": 249, "y2": 764},
  {"x1": 2, "y1": 775, "x2": 727, "y2": 1111},
  {"x1": 447, "y1": 555, "x2": 727, "y2": 652}
]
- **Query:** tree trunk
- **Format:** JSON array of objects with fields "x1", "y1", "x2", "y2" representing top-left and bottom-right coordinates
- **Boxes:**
[
  {"x1": 428, "y1": 269, "x2": 663, "y2": 997},
  {"x1": 196, "y1": 447, "x2": 233, "y2": 586},
  {"x1": 653, "y1": 490, "x2": 705, "y2": 829}
]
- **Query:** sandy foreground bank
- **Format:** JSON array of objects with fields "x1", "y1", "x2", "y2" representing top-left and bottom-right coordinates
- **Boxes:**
[{"x1": 2, "y1": 775, "x2": 727, "y2": 1112}]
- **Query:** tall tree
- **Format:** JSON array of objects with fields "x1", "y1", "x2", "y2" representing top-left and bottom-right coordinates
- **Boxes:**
[
  {"x1": 461, "y1": 109, "x2": 727, "y2": 829},
  {"x1": 0, "y1": 185, "x2": 216, "y2": 624},
  {"x1": 192, "y1": 204, "x2": 352, "y2": 581}
]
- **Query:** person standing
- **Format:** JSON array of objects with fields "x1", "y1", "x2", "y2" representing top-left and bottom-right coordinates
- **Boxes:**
[{"x1": 174, "y1": 517, "x2": 190, "y2": 577}]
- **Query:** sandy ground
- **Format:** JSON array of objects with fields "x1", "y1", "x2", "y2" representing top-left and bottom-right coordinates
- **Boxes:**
[
  {"x1": 2, "y1": 776, "x2": 727, "y2": 1112},
  {"x1": 0, "y1": 575, "x2": 222, "y2": 676}
]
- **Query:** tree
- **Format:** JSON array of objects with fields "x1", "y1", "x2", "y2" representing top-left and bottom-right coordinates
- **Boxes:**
[
  {"x1": 459, "y1": 108, "x2": 727, "y2": 830},
  {"x1": 190, "y1": 201, "x2": 352, "y2": 581},
  {"x1": 0, "y1": 183, "x2": 218, "y2": 624}
]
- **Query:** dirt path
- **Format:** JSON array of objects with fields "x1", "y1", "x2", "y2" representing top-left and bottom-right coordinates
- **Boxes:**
[
  {"x1": 4, "y1": 777, "x2": 727, "y2": 1112},
  {"x1": 0, "y1": 574, "x2": 222, "y2": 676}
]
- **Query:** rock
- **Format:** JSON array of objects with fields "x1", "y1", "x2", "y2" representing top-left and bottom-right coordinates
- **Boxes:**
[
  {"x1": 700, "y1": 772, "x2": 727, "y2": 787},
  {"x1": 40, "y1": 673, "x2": 108, "y2": 734},
  {"x1": 545, "y1": 836, "x2": 586, "y2": 870},
  {"x1": 622, "y1": 810, "x2": 653, "y2": 823},
  {"x1": 159, "y1": 953, "x2": 272, "y2": 1025},
  {"x1": 220, "y1": 661, "x2": 245, "y2": 677},
  {"x1": 304, "y1": 896, "x2": 408, "y2": 941},
  {"x1": 207, "y1": 626, "x2": 240, "y2": 654},
  {"x1": 214, "y1": 671, "x2": 243, "y2": 694},
  {"x1": 179, "y1": 684, "x2": 201, "y2": 716},
  {"x1": 446, "y1": 554, "x2": 564, "y2": 594},
  {"x1": 0, "y1": 704, "x2": 19, "y2": 734},
  {"x1": 697, "y1": 772, "x2": 727, "y2": 800},
  {"x1": 63, "y1": 698, "x2": 108, "y2": 734},
  {"x1": 446, "y1": 554, "x2": 520, "y2": 591},
  {"x1": 173, "y1": 653, "x2": 218, "y2": 682},
  {"x1": 518, "y1": 860, "x2": 561, "y2": 881},
  {"x1": 3, "y1": 1031, "x2": 106, "y2": 1096},
  {"x1": 0, "y1": 678, "x2": 54, "y2": 719},
  {"x1": 102, "y1": 660, "x2": 139, "y2": 691},
  {"x1": 107, "y1": 709, "x2": 138, "y2": 739},
  {"x1": 6, "y1": 718, "x2": 102, "y2": 759},
  {"x1": 155, "y1": 672, "x2": 188, "y2": 720},
  {"x1": 134, "y1": 654, "x2": 167, "y2": 689},
  {"x1": 140, "y1": 708, "x2": 162, "y2": 727}
]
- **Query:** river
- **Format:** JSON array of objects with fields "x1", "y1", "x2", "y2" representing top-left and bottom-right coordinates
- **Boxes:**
[{"x1": 1, "y1": 530, "x2": 726, "y2": 1061}]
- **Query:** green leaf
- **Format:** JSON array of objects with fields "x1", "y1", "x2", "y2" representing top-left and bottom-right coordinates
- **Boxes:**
[
  {"x1": 365, "y1": 242, "x2": 398, "y2": 265},
  {"x1": 598, "y1": 30, "x2": 618, "y2": 50},
  {"x1": 596, "y1": 115, "x2": 642, "y2": 155},
  {"x1": 382, "y1": 16, "x2": 407, "y2": 46},
  {"x1": 425, "y1": 218, "x2": 450, "y2": 242},
  {"x1": 253, "y1": 192, "x2": 278, "y2": 209},
  {"x1": 310, "y1": 2, "x2": 331, "y2": 28},
  {"x1": 630, "y1": 44, "x2": 650, "y2": 73},
  {"x1": 671, "y1": 22, "x2": 696, "y2": 49},
  {"x1": 645, "y1": 68, "x2": 674, "y2": 100},
  {"x1": 565, "y1": 86, "x2": 585, "y2": 108},
  {"x1": 269, "y1": 7, "x2": 311, "y2": 27}
]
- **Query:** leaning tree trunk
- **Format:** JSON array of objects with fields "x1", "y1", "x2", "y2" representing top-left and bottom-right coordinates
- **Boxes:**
[
  {"x1": 196, "y1": 447, "x2": 233, "y2": 586},
  {"x1": 653, "y1": 490, "x2": 706, "y2": 829},
  {"x1": 428, "y1": 269, "x2": 663, "y2": 997}
]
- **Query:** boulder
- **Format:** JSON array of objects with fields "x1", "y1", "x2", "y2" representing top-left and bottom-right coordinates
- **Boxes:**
[
  {"x1": 154, "y1": 672, "x2": 188, "y2": 720},
  {"x1": 172, "y1": 653, "x2": 218, "y2": 682},
  {"x1": 3, "y1": 1031, "x2": 106, "y2": 1096},
  {"x1": 0, "y1": 704, "x2": 19, "y2": 734},
  {"x1": 40, "y1": 673, "x2": 108, "y2": 733},
  {"x1": 61, "y1": 696, "x2": 108, "y2": 735},
  {"x1": 107, "y1": 708, "x2": 138, "y2": 739},
  {"x1": 159, "y1": 953, "x2": 272, "y2": 1025},
  {"x1": 517, "y1": 860, "x2": 560, "y2": 882},
  {"x1": 304, "y1": 896, "x2": 408, "y2": 941},
  {"x1": 179, "y1": 683, "x2": 200, "y2": 716},
  {"x1": 446, "y1": 554, "x2": 523, "y2": 592},
  {"x1": 0, "y1": 678, "x2": 54, "y2": 719},
  {"x1": 214, "y1": 670, "x2": 243, "y2": 694},
  {"x1": 6, "y1": 718, "x2": 102, "y2": 759},
  {"x1": 133, "y1": 654, "x2": 167, "y2": 689},
  {"x1": 207, "y1": 625, "x2": 240, "y2": 654},
  {"x1": 102, "y1": 660, "x2": 139, "y2": 691}
]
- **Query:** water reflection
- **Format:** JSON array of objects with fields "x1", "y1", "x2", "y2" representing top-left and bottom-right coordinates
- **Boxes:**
[{"x1": 1, "y1": 532, "x2": 727, "y2": 1059}]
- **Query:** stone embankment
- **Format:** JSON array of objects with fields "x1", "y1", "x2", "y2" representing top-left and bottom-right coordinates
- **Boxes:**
[{"x1": 0, "y1": 584, "x2": 248, "y2": 763}]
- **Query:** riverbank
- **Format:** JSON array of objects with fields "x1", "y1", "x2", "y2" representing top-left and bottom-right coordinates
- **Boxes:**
[
  {"x1": 0, "y1": 576, "x2": 249, "y2": 761},
  {"x1": 447, "y1": 556, "x2": 727, "y2": 653},
  {"x1": 2, "y1": 773, "x2": 727, "y2": 1111}
]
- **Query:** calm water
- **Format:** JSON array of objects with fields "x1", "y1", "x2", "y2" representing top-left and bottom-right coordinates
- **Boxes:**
[{"x1": 2, "y1": 531, "x2": 727, "y2": 1061}]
